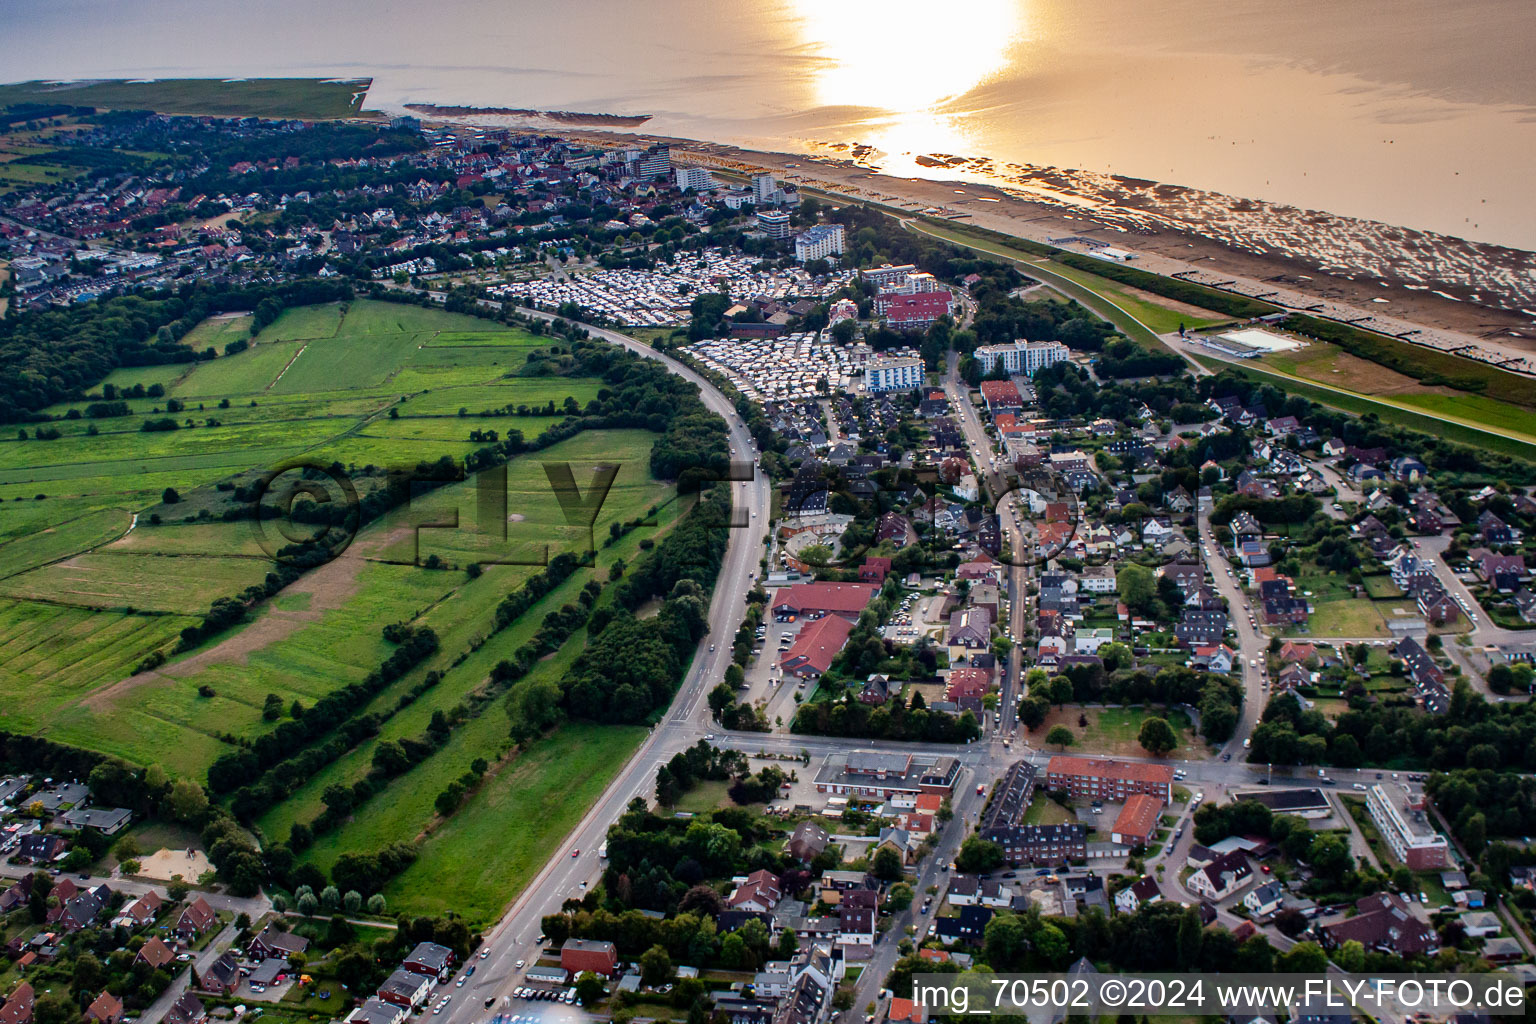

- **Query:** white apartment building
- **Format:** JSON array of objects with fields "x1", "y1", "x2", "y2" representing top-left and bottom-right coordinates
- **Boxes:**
[
  {"x1": 861, "y1": 264, "x2": 919, "y2": 288},
  {"x1": 1366, "y1": 783, "x2": 1449, "y2": 869},
  {"x1": 974, "y1": 339, "x2": 1071, "y2": 376},
  {"x1": 795, "y1": 224, "x2": 846, "y2": 262},
  {"x1": 757, "y1": 210, "x2": 793, "y2": 239},
  {"x1": 675, "y1": 166, "x2": 716, "y2": 192},
  {"x1": 864, "y1": 356, "x2": 924, "y2": 393},
  {"x1": 829, "y1": 298, "x2": 859, "y2": 323},
  {"x1": 753, "y1": 173, "x2": 778, "y2": 204},
  {"x1": 879, "y1": 271, "x2": 942, "y2": 295},
  {"x1": 636, "y1": 145, "x2": 671, "y2": 179}
]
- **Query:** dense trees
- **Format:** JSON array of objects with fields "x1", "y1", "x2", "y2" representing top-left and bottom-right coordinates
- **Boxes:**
[
  {"x1": 1250, "y1": 687, "x2": 1536, "y2": 774},
  {"x1": 0, "y1": 279, "x2": 354, "y2": 422},
  {"x1": 791, "y1": 692, "x2": 981, "y2": 743}
]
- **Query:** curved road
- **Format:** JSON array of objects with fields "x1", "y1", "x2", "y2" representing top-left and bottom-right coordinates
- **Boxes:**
[{"x1": 437, "y1": 302, "x2": 773, "y2": 1023}]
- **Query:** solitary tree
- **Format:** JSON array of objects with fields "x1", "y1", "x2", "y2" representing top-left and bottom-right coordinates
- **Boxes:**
[
  {"x1": 871, "y1": 846, "x2": 905, "y2": 882},
  {"x1": 1045, "y1": 725, "x2": 1075, "y2": 750},
  {"x1": 1137, "y1": 717, "x2": 1178, "y2": 756}
]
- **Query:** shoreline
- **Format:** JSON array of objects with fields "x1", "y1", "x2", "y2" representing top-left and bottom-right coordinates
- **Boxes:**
[{"x1": 396, "y1": 107, "x2": 1536, "y2": 350}]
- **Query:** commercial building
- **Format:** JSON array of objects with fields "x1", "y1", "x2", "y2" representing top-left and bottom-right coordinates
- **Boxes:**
[
  {"x1": 757, "y1": 210, "x2": 793, "y2": 239},
  {"x1": 794, "y1": 225, "x2": 846, "y2": 262},
  {"x1": 675, "y1": 166, "x2": 716, "y2": 192},
  {"x1": 772, "y1": 582, "x2": 879, "y2": 621},
  {"x1": 1231, "y1": 787, "x2": 1331, "y2": 819},
  {"x1": 875, "y1": 290, "x2": 950, "y2": 329},
  {"x1": 561, "y1": 938, "x2": 619, "y2": 977},
  {"x1": 1044, "y1": 756, "x2": 1174, "y2": 803},
  {"x1": 779, "y1": 615, "x2": 855, "y2": 680},
  {"x1": 864, "y1": 356, "x2": 924, "y2": 393},
  {"x1": 974, "y1": 340, "x2": 1070, "y2": 376},
  {"x1": 814, "y1": 751, "x2": 960, "y2": 800},
  {"x1": 1366, "y1": 783, "x2": 1449, "y2": 869}
]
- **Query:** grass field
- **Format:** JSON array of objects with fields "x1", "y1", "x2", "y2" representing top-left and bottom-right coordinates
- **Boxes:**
[
  {"x1": 381, "y1": 722, "x2": 647, "y2": 924},
  {"x1": 1036, "y1": 706, "x2": 1198, "y2": 757},
  {"x1": 1022, "y1": 795, "x2": 1074, "y2": 826},
  {"x1": 0, "y1": 300, "x2": 655, "y2": 770},
  {"x1": 0, "y1": 507, "x2": 130, "y2": 578},
  {"x1": 0, "y1": 79, "x2": 373, "y2": 120},
  {"x1": 1192, "y1": 356, "x2": 1536, "y2": 464},
  {"x1": 0, "y1": 297, "x2": 704, "y2": 926}
]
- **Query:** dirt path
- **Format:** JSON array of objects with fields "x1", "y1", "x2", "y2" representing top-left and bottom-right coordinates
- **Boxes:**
[{"x1": 80, "y1": 525, "x2": 408, "y2": 710}]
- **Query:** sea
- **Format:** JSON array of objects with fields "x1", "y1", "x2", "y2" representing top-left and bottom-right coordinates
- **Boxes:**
[{"x1": 5, "y1": 0, "x2": 1535, "y2": 251}]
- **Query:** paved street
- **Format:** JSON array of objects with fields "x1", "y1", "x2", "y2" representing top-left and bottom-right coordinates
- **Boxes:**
[{"x1": 441, "y1": 306, "x2": 772, "y2": 1024}]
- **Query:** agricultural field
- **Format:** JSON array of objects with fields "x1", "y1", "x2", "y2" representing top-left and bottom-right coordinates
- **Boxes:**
[
  {"x1": 0, "y1": 78, "x2": 373, "y2": 120},
  {"x1": 0, "y1": 295, "x2": 715, "y2": 922},
  {"x1": 0, "y1": 300, "x2": 654, "y2": 762}
]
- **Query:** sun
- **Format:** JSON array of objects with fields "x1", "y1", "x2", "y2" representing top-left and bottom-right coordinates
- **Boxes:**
[{"x1": 788, "y1": 0, "x2": 1025, "y2": 114}]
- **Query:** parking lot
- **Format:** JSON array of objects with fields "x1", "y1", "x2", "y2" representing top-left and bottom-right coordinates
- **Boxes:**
[{"x1": 741, "y1": 609, "x2": 804, "y2": 725}]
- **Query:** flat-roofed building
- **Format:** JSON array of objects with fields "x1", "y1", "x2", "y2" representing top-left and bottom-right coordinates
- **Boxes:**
[
  {"x1": 815, "y1": 751, "x2": 960, "y2": 800},
  {"x1": 1231, "y1": 787, "x2": 1332, "y2": 819},
  {"x1": 865, "y1": 356, "x2": 924, "y2": 393},
  {"x1": 1367, "y1": 782, "x2": 1449, "y2": 869}
]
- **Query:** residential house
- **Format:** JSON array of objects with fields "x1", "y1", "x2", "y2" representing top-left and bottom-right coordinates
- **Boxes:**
[
  {"x1": 166, "y1": 994, "x2": 207, "y2": 1024},
  {"x1": 15, "y1": 835, "x2": 66, "y2": 865},
  {"x1": 0, "y1": 984, "x2": 33, "y2": 1024},
  {"x1": 729, "y1": 870, "x2": 784, "y2": 913},
  {"x1": 1113, "y1": 877, "x2": 1161, "y2": 914},
  {"x1": 788, "y1": 822, "x2": 830, "y2": 864},
  {"x1": 197, "y1": 953, "x2": 240, "y2": 996},
  {"x1": 85, "y1": 993, "x2": 122, "y2": 1024},
  {"x1": 402, "y1": 941, "x2": 454, "y2": 979},
  {"x1": 376, "y1": 970, "x2": 432, "y2": 1009},
  {"x1": 249, "y1": 925, "x2": 310, "y2": 962},
  {"x1": 1243, "y1": 881, "x2": 1284, "y2": 917},
  {"x1": 112, "y1": 890, "x2": 162, "y2": 930},
  {"x1": 136, "y1": 937, "x2": 174, "y2": 971},
  {"x1": 1188, "y1": 850, "x2": 1254, "y2": 901},
  {"x1": 175, "y1": 896, "x2": 217, "y2": 939},
  {"x1": 1319, "y1": 893, "x2": 1438, "y2": 955}
]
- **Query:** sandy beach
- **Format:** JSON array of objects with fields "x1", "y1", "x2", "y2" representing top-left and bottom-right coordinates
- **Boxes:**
[{"x1": 415, "y1": 113, "x2": 1536, "y2": 352}]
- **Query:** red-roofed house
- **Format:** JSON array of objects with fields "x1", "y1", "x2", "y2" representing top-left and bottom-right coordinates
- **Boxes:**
[
  {"x1": 859, "y1": 557, "x2": 893, "y2": 584},
  {"x1": 1110, "y1": 794, "x2": 1164, "y2": 846},
  {"x1": 779, "y1": 615, "x2": 855, "y2": 680},
  {"x1": 86, "y1": 992, "x2": 122, "y2": 1024},
  {"x1": 979, "y1": 379, "x2": 1023, "y2": 412},
  {"x1": 0, "y1": 983, "x2": 34, "y2": 1024},
  {"x1": 944, "y1": 667, "x2": 991, "y2": 702},
  {"x1": 727, "y1": 870, "x2": 783, "y2": 913},
  {"x1": 888, "y1": 998, "x2": 926, "y2": 1024},
  {"x1": 1045, "y1": 755, "x2": 1173, "y2": 801},
  {"x1": 773, "y1": 582, "x2": 879, "y2": 621}
]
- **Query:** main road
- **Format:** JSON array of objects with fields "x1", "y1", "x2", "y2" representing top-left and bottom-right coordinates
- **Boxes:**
[{"x1": 442, "y1": 305, "x2": 773, "y2": 1023}]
